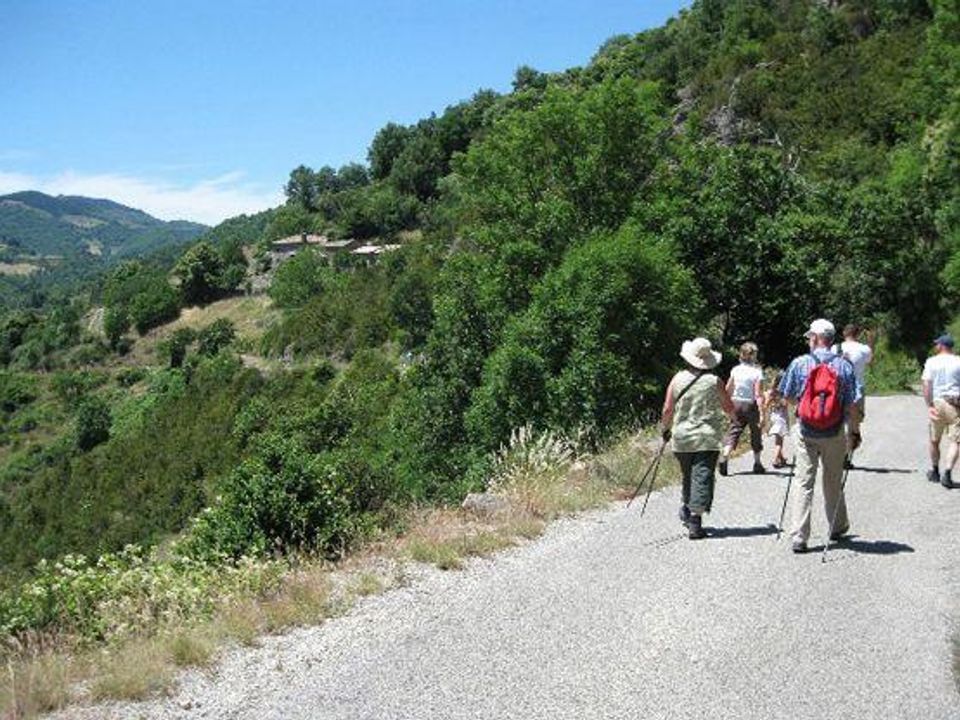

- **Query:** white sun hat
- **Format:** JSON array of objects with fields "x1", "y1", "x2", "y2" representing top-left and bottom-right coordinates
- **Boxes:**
[
  {"x1": 803, "y1": 318, "x2": 836, "y2": 338},
  {"x1": 680, "y1": 337, "x2": 721, "y2": 370}
]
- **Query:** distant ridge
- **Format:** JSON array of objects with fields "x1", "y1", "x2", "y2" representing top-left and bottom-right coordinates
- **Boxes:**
[{"x1": 0, "y1": 190, "x2": 207, "y2": 261}]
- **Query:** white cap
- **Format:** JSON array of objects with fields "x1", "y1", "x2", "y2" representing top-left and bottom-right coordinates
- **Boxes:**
[{"x1": 804, "y1": 318, "x2": 836, "y2": 338}]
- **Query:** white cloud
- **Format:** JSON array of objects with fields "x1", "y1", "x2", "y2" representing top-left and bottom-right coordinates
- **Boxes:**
[{"x1": 0, "y1": 169, "x2": 283, "y2": 226}]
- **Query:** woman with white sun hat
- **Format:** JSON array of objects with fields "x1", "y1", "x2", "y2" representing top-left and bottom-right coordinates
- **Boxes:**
[{"x1": 661, "y1": 337, "x2": 735, "y2": 539}]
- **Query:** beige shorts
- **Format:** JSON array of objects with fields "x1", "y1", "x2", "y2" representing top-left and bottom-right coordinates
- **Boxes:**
[{"x1": 929, "y1": 398, "x2": 960, "y2": 443}]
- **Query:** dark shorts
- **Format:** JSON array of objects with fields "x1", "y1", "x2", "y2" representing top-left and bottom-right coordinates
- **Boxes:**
[
  {"x1": 676, "y1": 450, "x2": 720, "y2": 514},
  {"x1": 725, "y1": 400, "x2": 762, "y2": 452}
]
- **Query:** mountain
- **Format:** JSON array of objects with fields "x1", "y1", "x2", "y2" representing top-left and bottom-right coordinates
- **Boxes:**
[{"x1": 0, "y1": 191, "x2": 207, "y2": 262}]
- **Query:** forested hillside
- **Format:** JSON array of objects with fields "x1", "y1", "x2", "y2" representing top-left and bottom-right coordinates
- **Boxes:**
[
  {"x1": 0, "y1": 191, "x2": 208, "y2": 308},
  {"x1": 0, "y1": 0, "x2": 957, "y2": 634}
]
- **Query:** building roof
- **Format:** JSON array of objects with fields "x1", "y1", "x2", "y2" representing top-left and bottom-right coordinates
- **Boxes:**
[
  {"x1": 272, "y1": 233, "x2": 329, "y2": 246},
  {"x1": 351, "y1": 244, "x2": 402, "y2": 256}
]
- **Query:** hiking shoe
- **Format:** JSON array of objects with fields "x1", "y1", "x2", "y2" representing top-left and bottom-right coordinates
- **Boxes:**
[
  {"x1": 927, "y1": 468, "x2": 941, "y2": 484},
  {"x1": 752, "y1": 462, "x2": 766, "y2": 474},
  {"x1": 718, "y1": 460, "x2": 728, "y2": 476},
  {"x1": 688, "y1": 514, "x2": 706, "y2": 540},
  {"x1": 678, "y1": 504, "x2": 691, "y2": 527},
  {"x1": 942, "y1": 470, "x2": 954, "y2": 489},
  {"x1": 791, "y1": 540, "x2": 808, "y2": 554}
]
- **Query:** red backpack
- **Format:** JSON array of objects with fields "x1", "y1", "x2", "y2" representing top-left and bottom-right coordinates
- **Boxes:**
[{"x1": 797, "y1": 355, "x2": 844, "y2": 431}]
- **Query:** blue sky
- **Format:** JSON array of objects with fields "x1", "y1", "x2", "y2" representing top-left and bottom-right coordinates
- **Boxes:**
[{"x1": 1, "y1": 1, "x2": 689, "y2": 224}]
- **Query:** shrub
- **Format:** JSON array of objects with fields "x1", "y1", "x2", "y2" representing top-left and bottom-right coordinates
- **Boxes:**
[
  {"x1": 0, "y1": 372, "x2": 36, "y2": 414},
  {"x1": 268, "y1": 249, "x2": 334, "y2": 308},
  {"x1": 197, "y1": 319, "x2": 236, "y2": 357},
  {"x1": 75, "y1": 396, "x2": 111, "y2": 451},
  {"x1": 186, "y1": 434, "x2": 358, "y2": 559}
]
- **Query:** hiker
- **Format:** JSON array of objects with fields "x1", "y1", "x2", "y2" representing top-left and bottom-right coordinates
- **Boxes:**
[
  {"x1": 661, "y1": 337, "x2": 735, "y2": 540},
  {"x1": 764, "y1": 371, "x2": 789, "y2": 468},
  {"x1": 779, "y1": 319, "x2": 857, "y2": 554},
  {"x1": 720, "y1": 341, "x2": 765, "y2": 476},
  {"x1": 833, "y1": 324, "x2": 873, "y2": 468},
  {"x1": 921, "y1": 333, "x2": 960, "y2": 489}
]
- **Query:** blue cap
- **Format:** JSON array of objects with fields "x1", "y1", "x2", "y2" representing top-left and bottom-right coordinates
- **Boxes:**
[{"x1": 934, "y1": 334, "x2": 955, "y2": 348}]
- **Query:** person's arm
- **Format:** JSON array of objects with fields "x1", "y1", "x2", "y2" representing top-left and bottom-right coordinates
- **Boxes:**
[
  {"x1": 923, "y1": 379, "x2": 939, "y2": 421},
  {"x1": 725, "y1": 375, "x2": 734, "y2": 397},
  {"x1": 780, "y1": 359, "x2": 803, "y2": 411},
  {"x1": 717, "y1": 377, "x2": 735, "y2": 419},
  {"x1": 661, "y1": 376, "x2": 677, "y2": 432},
  {"x1": 754, "y1": 376, "x2": 764, "y2": 413}
]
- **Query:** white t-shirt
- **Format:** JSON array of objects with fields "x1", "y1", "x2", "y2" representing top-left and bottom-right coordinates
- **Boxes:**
[
  {"x1": 922, "y1": 352, "x2": 960, "y2": 400},
  {"x1": 730, "y1": 363, "x2": 762, "y2": 403},
  {"x1": 834, "y1": 340, "x2": 873, "y2": 384}
]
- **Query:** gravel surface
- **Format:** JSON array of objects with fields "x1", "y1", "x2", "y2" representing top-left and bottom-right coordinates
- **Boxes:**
[{"x1": 59, "y1": 395, "x2": 959, "y2": 719}]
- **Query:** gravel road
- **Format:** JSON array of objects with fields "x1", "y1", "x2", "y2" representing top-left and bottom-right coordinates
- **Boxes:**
[{"x1": 62, "y1": 395, "x2": 959, "y2": 719}]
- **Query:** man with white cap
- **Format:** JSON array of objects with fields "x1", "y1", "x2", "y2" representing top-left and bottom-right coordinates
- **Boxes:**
[
  {"x1": 778, "y1": 319, "x2": 857, "y2": 553},
  {"x1": 921, "y1": 333, "x2": 960, "y2": 489}
]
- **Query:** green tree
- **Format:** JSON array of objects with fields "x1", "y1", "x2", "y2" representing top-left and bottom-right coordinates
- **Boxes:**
[
  {"x1": 102, "y1": 306, "x2": 130, "y2": 349},
  {"x1": 284, "y1": 165, "x2": 319, "y2": 211},
  {"x1": 466, "y1": 225, "x2": 701, "y2": 451},
  {"x1": 129, "y1": 281, "x2": 180, "y2": 334},
  {"x1": 175, "y1": 241, "x2": 225, "y2": 305},
  {"x1": 368, "y1": 122, "x2": 413, "y2": 180}
]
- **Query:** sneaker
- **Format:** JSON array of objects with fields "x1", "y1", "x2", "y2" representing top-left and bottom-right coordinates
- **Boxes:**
[
  {"x1": 942, "y1": 470, "x2": 953, "y2": 489},
  {"x1": 928, "y1": 468, "x2": 941, "y2": 484},
  {"x1": 791, "y1": 540, "x2": 808, "y2": 554},
  {"x1": 718, "y1": 460, "x2": 728, "y2": 476},
  {"x1": 688, "y1": 514, "x2": 706, "y2": 540},
  {"x1": 752, "y1": 462, "x2": 766, "y2": 474},
  {"x1": 678, "y1": 504, "x2": 691, "y2": 527}
]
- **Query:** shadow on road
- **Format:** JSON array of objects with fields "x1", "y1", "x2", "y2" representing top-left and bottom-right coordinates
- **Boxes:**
[
  {"x1": 707, "y1": 524, "x2": 779, "y2": 539},
  {"x1": 813, "y1": 536, "x2": 915, "y2": 556},
  {"x1": 849, "y1": 466, "x2": 914, "y2": 475}
]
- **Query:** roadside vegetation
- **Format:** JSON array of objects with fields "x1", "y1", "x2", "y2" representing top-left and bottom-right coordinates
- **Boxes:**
[{"x1": 0, "y1": 0, "x2": 958, "y2": 715}]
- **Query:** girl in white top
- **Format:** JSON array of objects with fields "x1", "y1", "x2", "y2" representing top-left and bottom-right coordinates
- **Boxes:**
[
  {"x1": 720, "y1": 342, "x2": 765, "y2": 475},
  {"x1": 764, "y1": 372, "x2": 789, "y2": 468}
]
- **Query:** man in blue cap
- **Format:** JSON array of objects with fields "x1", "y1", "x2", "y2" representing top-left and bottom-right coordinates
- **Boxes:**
[{"x1": 921, "y1": 333, "x2": 960, "y2": 489}]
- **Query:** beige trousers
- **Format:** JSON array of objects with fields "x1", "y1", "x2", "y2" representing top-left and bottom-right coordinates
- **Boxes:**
[{"x1": 791, "y1": 428, "x2": 849, "y2": 544}]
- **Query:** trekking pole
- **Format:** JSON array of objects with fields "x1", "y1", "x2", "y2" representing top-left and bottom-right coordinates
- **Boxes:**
[
  {"x1": 638, "y1": 448, "x2": 666, "y2": 517},
  {"x1": 775, "y1": 460, "x2": 795, "y2": 541},
  {"x1": 626, "y1": 438, "x2": 666, "y2": 510},
  {"x1": 821, "y1": 465, "x2": 852, "y2": 563}
]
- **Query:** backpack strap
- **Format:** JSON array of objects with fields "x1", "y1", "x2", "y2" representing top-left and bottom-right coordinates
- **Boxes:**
[{"x1": 674, "y1": 370, "x2": 706, "y2": 404}]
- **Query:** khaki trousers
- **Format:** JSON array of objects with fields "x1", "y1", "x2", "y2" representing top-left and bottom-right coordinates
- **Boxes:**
[{"x1": 791, "y1": 428, "x2": 849, "y2": 544}]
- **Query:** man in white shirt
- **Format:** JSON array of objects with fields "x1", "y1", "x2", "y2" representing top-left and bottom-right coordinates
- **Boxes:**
[
  {"x1": 834, "y1": 324, "x2": 873, "y2": 467},
  {"x1": 921, "y1": 333, "x2": 960, "y2": 489}
]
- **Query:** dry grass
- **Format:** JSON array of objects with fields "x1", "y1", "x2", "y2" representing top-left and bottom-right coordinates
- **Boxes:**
[
  {"x1": 1, "y1": 649, "x2": 73, "y2": 718},
  {"x1": 118, "y1": 295, "x2": 281, "y2": 366},
  {"x1": 166, "y1": 631, "x2": 215, "y2": 669},
  {"x1": 0, "y1": 262, "x2": 39, "y2": 277},
  {"x1": 350, "y1": 572, "x2": 385, "y2": 597},
  {"x1": 89, "y1": 640, "x2": 174, "y2": 702}
]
